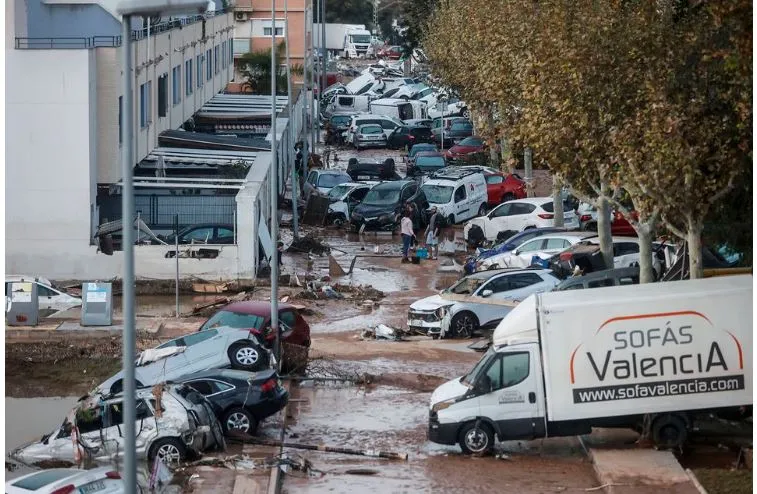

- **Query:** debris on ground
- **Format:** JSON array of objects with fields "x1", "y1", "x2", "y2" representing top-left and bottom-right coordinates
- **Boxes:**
[
  {"x1": 287, "y1": 233, "x2": 331, "y2": 255},
  {"x1": 437, "y1": 259, "x2": 464, "y2": 273},
  {"x1": 496, "y1": 453, "x2": 512, "y2": 461},
  {"x1": 294, "y1": 282, "x2": 384, "y2": 302},
  {"x1": 360, "y1": 324, "x2": 405, "y2": 341}
]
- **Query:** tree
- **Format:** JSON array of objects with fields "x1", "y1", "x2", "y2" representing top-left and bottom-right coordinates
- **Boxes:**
[
  {"x1": 237, "y1": 42, "x2": 302, "y2": 95},
  {"x1": 324, "y1": 0, "x2": 373, "y2": 28}
]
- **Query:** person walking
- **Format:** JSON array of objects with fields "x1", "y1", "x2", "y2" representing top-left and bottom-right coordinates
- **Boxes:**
[
  {"x1": 425, "y1": 206, "x2": 440, "y2": 260},
  {"x1": 400, "y1": 211, "x2": 415, "y2": 263}
]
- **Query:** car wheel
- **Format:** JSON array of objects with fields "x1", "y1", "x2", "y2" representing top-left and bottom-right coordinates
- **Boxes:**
[
  {"x1": 478, "y1": 203, "x2": 488, "y2": 216},
  {"x1": 110, "y1": 378, "x2": 144, "y2": 395},
  {"x1": 458, "y1": 421, "x2": 494, "y2": 455},
  {"x1": 502, "y1": 193, "x2": 515, "y2": 203},
  {"x1": 228, "y1": 342, "x2": 269, "y2": 371},
  {"x1": 148, "y1": 437, "x2": 186, "y2": 464},
  {"x1": 461, "y1": 108, "x2": 471, "y2": 119},
  {"x1": 222, "y1": 407, "x2": 258, "y2": 435},
  {"x1": 652, "y1": 414, "x2": 688, "y2": 449},
  {"x1": 450, "y1": 312, "x2": 478, "y2": 338},
  {"x1": 332, "y1": 213, "x2": 347, "y2": 227}
]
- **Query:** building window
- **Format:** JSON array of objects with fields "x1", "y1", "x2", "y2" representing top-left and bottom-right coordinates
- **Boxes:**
[
  {"x1": 139, "y1": 81, "x2": 152, "y2": 128},
  {"x1": 118, "y1": 96, "x2": 123, "y2": 144},
  {"x1": 233, "y1": 38, "x2": 248, "y2": 56},
  {"x1": 185, "y1": 59, "x2": 193, "y2": 95},
  {"x1": 172, "y1": 65, "x2": 181, "y2": 105},
  {"x1": 206, "y1": 49, "x2": 212, "y2": 80},
  {"x1": 221, "y1": 41, "x2": 227, "y2": 68},
  {"x1": 214, "y1": 46, "x2": 220, "y2": 74},
  {"x1": 263, "y1": 27, "x2": 284, "y2": 36},
  {"x1": 158, "y1": 73, "x2": 168, "y2": 117},
  {"x1": 197, "y1": 55, "x2": 203, "y2": 87}
]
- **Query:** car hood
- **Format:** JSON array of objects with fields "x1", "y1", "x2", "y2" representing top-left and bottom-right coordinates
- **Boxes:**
[
  {"x1": 430, "y1": 377, "x2": 470, "y2": 408},
  {"x1": 352, "y1": 203, "x2": 398, "y2": 217},
  {"x1": 447, "y1": 145, "x2": 481, "y2": 154},
  {"x1": 410, "y1": 294, "x2": 452, "y2": 311}
]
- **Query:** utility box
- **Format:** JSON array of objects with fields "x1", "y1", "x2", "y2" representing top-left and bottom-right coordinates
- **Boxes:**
[
  {"x1": 81, "y1": 282, "x2": 113, "y2": 326},
  {"x1": 7, "y1": 280, "x2": 39, "y2": 326}
]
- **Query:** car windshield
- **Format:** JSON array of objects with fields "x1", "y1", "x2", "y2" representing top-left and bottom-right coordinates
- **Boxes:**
[
  {"x1": 318, "y1": 173, "x2": 350, "y2": 188},
  {"x1": 457, "y1": 137, "x2": 480, "y2": 146},
  {"x1": 360, "y1": 125, "x2": 383, "y2": 134},
  {"x1": 416, "y1": 156, "x2": 446, "y2": 169},
  {"x1": 421, "y1": 184, "x2": 454, "y2": 203},
  {"x1": 350, "y1": 34, "x2": 371, "y2": 43},
  {"x1": 331, "y1": 116, "x2": 351, "y2": 127},
  {"x1": 363, "y1": 186, "x2": 401, "y2": 205},
  {"x1": 410, "y1": 145, "x2": 435, "y2": 156},
  {"x1": 328, "y1": 184, "x2": 352, "y2": 200},
  {"x1": 445, "y1": 277, "x2": 486, "y2": 295},
  {"x1": 462, "y1": 348, "x2": 495, "y2": 386},
  {"x1": 200, "y1": 310, "x2": 265, "y2": 331}
]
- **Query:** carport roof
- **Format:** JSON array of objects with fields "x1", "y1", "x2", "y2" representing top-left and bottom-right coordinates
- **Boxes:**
[
  {"x1": 196, "y1": 94, "x2": 289, "y2": 118},
  {"x1": 139, "y1": 147, "x2": 259, "y2": 169}
]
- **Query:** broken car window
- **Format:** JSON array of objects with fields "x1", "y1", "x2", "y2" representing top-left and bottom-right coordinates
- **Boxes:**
[
  {"x1": 447, "y1": 278, "x2": 485, "y2": 295},
  {"x1": 75, "y1": 407, "x2": 104, "y2": 434},
  {"x1": 200, "y1": 311, "x2": 265, "y2": 331}
]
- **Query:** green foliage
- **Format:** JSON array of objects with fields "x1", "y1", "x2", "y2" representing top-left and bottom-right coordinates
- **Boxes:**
[
  {"x1": 324, "y1": 0, "x2": 373, "y2": 28},
  {"x1": 237, "y1": 42, "x2": 292, "y2": 95}
]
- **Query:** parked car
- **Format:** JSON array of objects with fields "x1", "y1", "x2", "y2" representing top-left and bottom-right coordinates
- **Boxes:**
[
  {"x1": 346, "y1": 158, "x2": 399, "y2": 181},
  {"x1": 304, "y1": 170, "x2": 352, "y2": 197},
  {"x1": 5, "y1": 275, "x2": 82, "y2": 314},
  {"x1": 553, "y1": 266, "x2": 640, "y2": 291},
  {"x1": 6, "y1": 467, "x2": 124, "y2": 494},
  {"x1": 165, "y1": 223, "x2": 235, "y2": 245},
  {"x1": 444, "y1": 121, "x2": 475, "y2": 145},
  {"x1": 354, "y1": 123, "x2": 388, "y2": 150},
  {"x1": 483, "y1": 172, "x2": 527, "y2": 206},
  {"x1": 387, "y1": 125, "x2": 434, "y2": 149},
  {"x1": 431, "y1": 117, "x2": 467, "y2": 145},
  {"x1": 444, "y1": 136, "x2": 484, "y2": 163},
  {"x1": 463, "y1": 227, "x2": 568, "y2": 274},
  {"x1": 407, "y1": 154, "x2": 446, "y2": 177},
  {"x1": 345, "y1": 114, "x2": 403, "y2": 143},
  {"x1": 420, "y1": 168, "x2": 489, "y2": 224},
  {"x1": 10, "y1": 385, "x2": 224, "y2": 465},
  {"x1": 407, "y1": 268, "x2": 560, "y2": 338},
  {"x1": 383, "y1": 45, "x2": 402, "y2": 59},
  {"x1": 478, "y1": 232, "x2": 596, "y2": 270},
  {"x1": 577, "y1": 202, "x2": 638, "y2": 236},
  {"x1": 464, "y1": 197, "x2": 580, "y2": 243},
  {"x1": 350, "y1": 180, "x2": 429, "y2": 232},
  {"x1": 178, "y1": 369, "x2": 288, "y2": 435},
  {"x1": 407, "y1": 143, "x2": 438, "y2": 161},
  {"x1": 327, "y1": 182, "x2": 376, "y2": 226},
  {"x1": 403, "y1": 118, "x2": 433, "y2": 128},
  {"x1": 549, "y1": 236, "x2": 663, "y2": 279}
]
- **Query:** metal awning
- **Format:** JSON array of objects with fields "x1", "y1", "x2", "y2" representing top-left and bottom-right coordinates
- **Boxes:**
[
  {"x1": 196, "y1": 94, "x2": 288, "y2": 117},
  {"x1": 159, "y1": 130, "x2": 270, "y2": 151},
  {"x1": 138, "y1": 147, "x2": 259, "y2": 170}
]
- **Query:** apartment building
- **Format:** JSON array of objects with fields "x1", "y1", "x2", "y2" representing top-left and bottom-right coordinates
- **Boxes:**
[{"x1": 6, "y1": 0, "x2": 235, "y2": 278}]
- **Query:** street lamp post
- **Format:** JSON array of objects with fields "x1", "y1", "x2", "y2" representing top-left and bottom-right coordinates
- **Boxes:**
[
  {"x1": 116, "y1": 1, "x2": 209, "y2": 492},
  {"x1": 270, "y1": 0, "x2": 281, "y2": 367}
]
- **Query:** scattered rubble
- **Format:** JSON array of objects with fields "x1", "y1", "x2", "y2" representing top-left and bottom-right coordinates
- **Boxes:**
[
  {"x1": 294, "y1": 282, "x2": 385, "y2": 302},
  {"x1": 360, "y1": 324, "x2": 405, "y2": 341},
  {"x1": 287, "y1": 234, "x2": 331, "y2": 255}
]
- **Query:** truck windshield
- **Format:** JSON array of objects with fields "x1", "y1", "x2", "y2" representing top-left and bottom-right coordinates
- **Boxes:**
[
  {"x1": 462, "y1": 348, "x2": 495, "y2": 386},
  {"x1": 350, "y1": 35, "x2": 371, "y2": 44}
]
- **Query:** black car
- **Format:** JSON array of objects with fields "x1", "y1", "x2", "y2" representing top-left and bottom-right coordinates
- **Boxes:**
[
  {"x1": 177, "y1": 369, "x2": 288, "y2": 435},
  {"x1": 444, "y1": 120, "x2": 474, "y2": 145},
  {"x1": 350, "y1": 180, "x2": 430, "y2": 231},
  {"x1": 163, "y1": 223, "x2": 235, "y2": 245},
  {"x1": 346, "y1": 158, "x2": 400, "y2": 181},
  {"x1": 386, "y1": 125, "x2": 434, "y2": 150}
]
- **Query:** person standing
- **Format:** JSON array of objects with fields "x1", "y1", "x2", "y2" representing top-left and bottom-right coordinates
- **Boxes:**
[
  {"x1": 400, "y1": 212, "x2": 415, "y2": 263},
  {"x1": 425, "y1": 206, "x2": 440, "y2": 260}
]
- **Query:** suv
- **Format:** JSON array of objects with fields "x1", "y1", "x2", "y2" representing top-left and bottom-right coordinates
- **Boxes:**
[
  {"x1": 346, "y1": 115, "x2": 403, "y2": 144},
  {"x1": 387, "y1": 125, "x2": 434, "y2": 149},
  {"x1": 350, "y1": 180, "x2": 429, "y2": 232}
]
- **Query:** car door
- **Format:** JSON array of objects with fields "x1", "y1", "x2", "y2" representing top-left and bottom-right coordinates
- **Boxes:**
[
  {"x1": 512, "y1": 203, "x2": 538, "y2": 230},
  {"x1": 476, "y1": 350, "x2": 542, "y2": 440},
  {"x1": 279, "y1": 309, "x2": 297, "y2": 341},
  {"x1": 180, "y1": 328, "x2": 225, "y2": 373},
  {"x1": 453, "y1": 184, "x2": 468, "y2": 220},
  {"x1": 471, "y1": 275, "x2": 516, "y2": 327},
  {"x1": 485, "y1": 203, "x2": 513, "y2": 239},
  {"x1": 215, "y1": 226, "x2": 235, "y2": 244},
  {"x1": 104, "y1": 398, "x2": 157, "y2": 457},
  {"x1": 510, "y1": 238, "x2": 547, "y2": 267},
  {"x1": 539, "y1": 237, "x2": 572, "y2": 261}
]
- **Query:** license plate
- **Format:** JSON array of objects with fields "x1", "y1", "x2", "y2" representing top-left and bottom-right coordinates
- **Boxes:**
[
  {"x1": 410, "y1": 319, "x2": 423, "y2": 327},
  {"x1": 79, "y1": 481, "x2": 106, "y2": 494}
]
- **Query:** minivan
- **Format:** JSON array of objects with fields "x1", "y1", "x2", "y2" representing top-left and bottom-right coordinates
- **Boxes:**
[{"x1": 421, "y1": 168, "x2": 489, "y2": 224}]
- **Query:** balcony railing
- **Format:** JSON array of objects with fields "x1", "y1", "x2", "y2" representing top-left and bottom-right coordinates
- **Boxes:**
[{"x1": 15, "y1": 9, "x2": 230, "y2": 49}]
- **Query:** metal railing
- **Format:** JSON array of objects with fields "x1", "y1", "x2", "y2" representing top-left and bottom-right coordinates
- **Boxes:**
[{"x1": 15, "y1": 9, "x2": 230, "y2": 49}]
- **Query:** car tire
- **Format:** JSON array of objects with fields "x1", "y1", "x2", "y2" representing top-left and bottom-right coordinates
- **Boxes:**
[
  {"x1": 222, "y1": 407, "x2": 258, "y2": 435},
  {"x1": 110, "y1": 378, "x2": 144, "y2": 395},
  {"x1": 461, "y1": 108, "x2": 471, "y2": 119},
  {"x1": 652, "y1": 414, "x2": 688, "y2": 449},
  {"x1": 478, "y1": 204, "x2": 488, "y2": 216},
  {"x1": 332, "y1": 213, "x2": 347, "y2": 227},
  {"x1": 148, "y1": 437, "x2": 187, "y2": 465},
  {"x1": 502, "y1": 193, "x2": 515, "y2": 203},
  {"x1": 458, "y1": 421, "x2": 494, "y2": 455},
  {"x1": 450, "y1": 312, "x2": 478, "y2": 338},
  {"x1": 228, "y1": 342, "x2": 269, "y2": 371}
]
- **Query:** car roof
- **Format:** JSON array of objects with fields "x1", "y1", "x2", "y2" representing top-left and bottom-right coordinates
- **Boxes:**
[
  {"x1": 555, "y1": 266, "x2": 640, "y2": 289},
  {"x1": 527, "y1": 232, "x2": 597, "y2": 240},
  {"x1": 334, "y1": 182, "x2": 375, "y2": 188},
  {"x1": 358, "y1": 123, "x2": 383, "y2": 128},
  {"x1": 316, "y1": 170, "x2": 351, "y2": 176},
  {"x1": 5, "y1": 275, "x2": 53, "y2": 285},
  {"x1": 507, "y1": 196, "x2": 555, "y2": 205},
  {"x1": 583, "y1": 236, "x2": 639, "y2": 244},
  {"x1": 463, "y1": 267, "x2": 552, "y2": 281},
  {"x1": 220, "y1": 301, "x2": 296, "y2": 315}
]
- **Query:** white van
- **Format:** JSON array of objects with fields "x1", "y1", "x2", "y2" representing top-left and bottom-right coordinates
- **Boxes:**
[
  {"x1": 326, "y1": 94, "x2": 371, "y2": 117},
  {"x1": 345, "y1": 114, "x2": 404, "y2": 144},
  {"x1": 370, "y1": 98, "x2": 427, "y2": 122},
  {"x1": 428, "y1": 275, "x2": 753, "y2": 454},
  {"x1": 5, "y1": 275, "x2": 82, "y2": 313},
  {"x1": 420, "y1": 168, "x2": 489, "y2": 224},
  {"x1": 345, "y1": 73, "x2": 381, "y2": 95}
]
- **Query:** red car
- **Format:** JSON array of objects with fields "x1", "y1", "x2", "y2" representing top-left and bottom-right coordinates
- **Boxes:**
[
  {"x1": 579, "y1": 208, "x2": 638, "y2": 237},
  {"x1": 199, "y1": 301, "x2": 312, "y2": 364},
  {"x1": 483, "y1": 172, "x2": 527, "y2": 206},
  {"x1": 443, "y1": 136, "x2": 485, "y2": 163}
]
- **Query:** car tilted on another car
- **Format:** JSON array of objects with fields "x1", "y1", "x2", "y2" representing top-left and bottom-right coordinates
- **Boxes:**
[
  {"x1": 478, "y1": 232, "x2": 597, "y2": 271},
  {"x1": 6, "y1": 467, "x2": 125, "y2": 494}
]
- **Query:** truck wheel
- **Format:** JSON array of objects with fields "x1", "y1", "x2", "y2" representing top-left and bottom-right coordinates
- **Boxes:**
[
  {"x1": 450, "y1": 312, "x2": 478, "y2": 339},
  {"x1": 652, "y1": 414, "x2": 688, "y2": 449},
  {"x1": 458, "y1": 421, "x2": 494, "y2": 455}
]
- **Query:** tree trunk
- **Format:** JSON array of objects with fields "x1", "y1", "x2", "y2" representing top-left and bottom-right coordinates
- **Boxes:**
[
  {"x1": 687, "y1": 217, "x2": 704, "y2": 279},
  {"x1": 552, "y1": 175, "x2": 564, "y2": 227},
  {"x1": 596, "y1": 193, "x2": 614, "y2": 271},
  {"x1": 637, "y1": 222, "x2": 655, "y2": 283},
  {"x1": 524, "y1": 147, "x2": 534, "y2": 198},
  {"x1": 501, "y1": 137, "x2": 513, "y2": 173}
]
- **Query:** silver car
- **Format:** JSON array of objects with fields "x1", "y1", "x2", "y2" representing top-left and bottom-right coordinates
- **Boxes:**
[
  {"x1": 408, "y1": 268, "x2": 560, "y2": 338},
  {"x1": 10, "y1": 384, "x2": 224, "y2": 466},
  {"x1": 354, "y1": 124, "x2": 388, "y2": 150}
]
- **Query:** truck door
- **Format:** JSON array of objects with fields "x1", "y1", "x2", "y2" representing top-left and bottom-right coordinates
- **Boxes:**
[{"x1": 476, "y1": 349, "x2": 542, "y2": 440}]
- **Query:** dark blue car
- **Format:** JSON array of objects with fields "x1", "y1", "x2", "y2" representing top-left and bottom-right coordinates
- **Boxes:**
[{"x1": 464, "y1": 227, "x2": 567, "y2": 274}]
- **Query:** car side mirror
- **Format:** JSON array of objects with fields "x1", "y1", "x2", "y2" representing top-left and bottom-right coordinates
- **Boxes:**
[
  {"x1": 481, "y1": 289, "x2": 493, "y2": 298},
  {"x1": 512, "y1": 249, "x2": 519, "y2": 256}
]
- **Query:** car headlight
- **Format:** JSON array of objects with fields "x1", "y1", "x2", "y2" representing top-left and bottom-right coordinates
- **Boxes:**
[
  {"x1": 431, "y1": 398, "x2": 458, "y2": 412},
  {"x1": 435, "y1": 305, "x2": 452, "y2": 318}
]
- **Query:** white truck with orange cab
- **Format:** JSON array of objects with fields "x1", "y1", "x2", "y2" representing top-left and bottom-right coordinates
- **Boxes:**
[{"x1": 428, "y1": 275, "x2": 753, "y2": 454}]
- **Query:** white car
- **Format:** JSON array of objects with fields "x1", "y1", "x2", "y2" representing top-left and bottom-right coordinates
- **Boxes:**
[
  {"x1": 6, "y1": 467, "x2": 124, "y2": 494},
  {"x1": 10, "y1": 386, "x2": 223, "y2": 466},
  {"x1": 5, "y1": 275, "x2": 82, "y2": 314},
  {"x1": 326, "y1": 182, "x2": 376, "y2": 226},
  {"x1": 479, "y1": 232, "x2": 596, "y2": 270},
  {"x1": 97, "y1": 326, "x2": 270, "y2": 395},
  {"x1": 304, "y1": 169, "x2": 352, "y2": 199},
  {"x1": 407, "y1": 268, "x2": 560, "y2": 338},
  {"x1": 463, "y1": 197, "x2": 580, "y2": 242}
]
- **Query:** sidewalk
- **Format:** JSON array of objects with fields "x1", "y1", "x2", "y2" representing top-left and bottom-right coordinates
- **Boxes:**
[{"x1": 588, "y1": 448, "x2": 701, "y2": 494}]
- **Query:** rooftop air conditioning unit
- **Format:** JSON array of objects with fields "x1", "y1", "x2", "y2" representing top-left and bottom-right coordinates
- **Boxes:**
[{"x1": 234, "y1": 11, "x2": 248, "y2": 21}]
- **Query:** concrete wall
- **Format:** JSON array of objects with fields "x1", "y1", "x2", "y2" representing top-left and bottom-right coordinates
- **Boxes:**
[{"x1": 21, "y1": 0, "x2": 121, "y2": 38}]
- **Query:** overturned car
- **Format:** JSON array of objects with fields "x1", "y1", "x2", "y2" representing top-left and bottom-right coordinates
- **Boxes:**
[{"x1": 10, "y1": 384, "x2": 224, "y2": 466}]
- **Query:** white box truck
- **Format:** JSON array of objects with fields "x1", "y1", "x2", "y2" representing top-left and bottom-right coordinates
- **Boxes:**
[{"x1": 428, "y1": 275, "x2": 753, "y2": 454}]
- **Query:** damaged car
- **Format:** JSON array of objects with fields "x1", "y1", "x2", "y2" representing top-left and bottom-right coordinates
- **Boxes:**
[{"x1": 10, "y1": 384, "x2": 224, "y2": 466}]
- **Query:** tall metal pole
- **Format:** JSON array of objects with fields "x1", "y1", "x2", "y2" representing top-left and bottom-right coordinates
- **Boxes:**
[
  {"x1": 270, "y1": 0, "x2": 281, "y2": 366},
  {"x1": 301, "y1": 0, "x2": 310, "y2": 214},
  {"x1": 120, "y1": 13, "x2": 137, "y2": 494},
  {"x1": 174, "y1": 214, "x2": 179, "y2": 318},
  {"x1": 319, "y1": 0, "x2": 326, "y2": 104},
  {"x1": 313, "y1": 0, "x2": 320, "y2": 146},
  {"x1": 284, "y1": 0, "x2": 298, "y2": 238}
]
